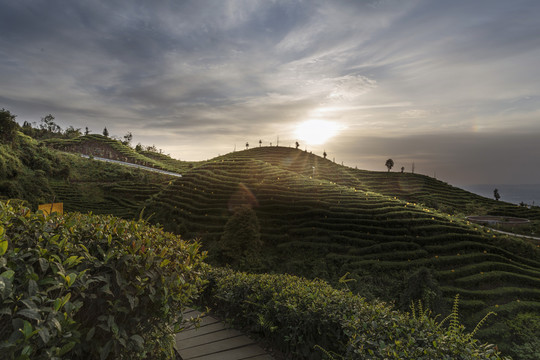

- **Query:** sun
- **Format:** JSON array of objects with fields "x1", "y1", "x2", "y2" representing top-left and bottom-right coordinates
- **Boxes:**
[{"x1": 294, "y1": 120, "x2": 342, "y2": 145}]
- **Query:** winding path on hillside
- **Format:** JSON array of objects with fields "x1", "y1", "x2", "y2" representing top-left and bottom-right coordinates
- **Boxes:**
[
  {"x1": 176, "y1": 308, "x2": 274, "y2": 360},
  {"x1": 492, "y1": 228, "x2": 540, "y2": 241},
  {"x1": 80, "y1": 154, "x2": 182, "y2": 177}
]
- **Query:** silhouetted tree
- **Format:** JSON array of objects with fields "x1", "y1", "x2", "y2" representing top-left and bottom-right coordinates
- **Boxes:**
[
  {"x1": 245, "y1": 142, "x2": 249, "y2": 149},
  {"x1": 259, "y1": 139, "x2": 262, "y2": 147},
  {"x1": 40, "y1": 114, "x2": 61, "y2": 134},
  {"x1": 135, "y1": 143, "x2": 143, "y2": 152},
  {"x1": 123, "y1": 131, "x2": 133, "y2": 145},
  {"x1": 0, "y1": 108, "x2": 19, "y2": 144},
  {"x1": 494, "y1": 188, "x2": 501, "y2": 201},
  {"x1": 103, "y1": 127, "x2": 109, "y2": 137},
  {"x1": 323, "y1": 151, "x2": 327, "y2": 159},
  {"x1": 385, "y1": 158, "x2": 394, "y2": 172},
  {"x1": 84, "y1": 126, "x2": 90, "y2": 135},
  {"x1": 295, "y1": 141, "x2": 299, "y2": 149},
  {"x1": 401, "y1": 166, "x2": 405, "y2": 173}
]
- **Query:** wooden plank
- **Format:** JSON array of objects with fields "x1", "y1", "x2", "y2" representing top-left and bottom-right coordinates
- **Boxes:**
[
  {"x1": 176, "y1": 322, "x2": 230, "y2": 341},
  {"x1": 184, "y1": 344, "x2": 268, "y2": 360},
  {"x1": 182, "y1": 308, "x2": 199, "y2": 317},
  {"x1": 181, "y1": 314, "x2": 220, "y2": 331},
  {"x1": 177, "y1": 328, "x2": 244, "y2": 350},
  {"x1": 175, "y1": 308, "x2": 274, "y2": 360},
  {"x1": 179, "y1": 335, "x2": 255, "y2": 359},
  {"x1": 244, "y1": 355, "x2": 275, "y2": 360}
]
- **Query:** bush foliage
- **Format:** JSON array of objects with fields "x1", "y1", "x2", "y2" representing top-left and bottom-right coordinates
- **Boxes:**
[
  {"x1": 0, "y1": 201, "x2": 206, "y2": 359},
  {"x1": 203, "y1": 267, "x2": 509, "y2": 360}
]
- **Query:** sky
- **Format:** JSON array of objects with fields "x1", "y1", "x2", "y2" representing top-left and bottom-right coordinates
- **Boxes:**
[{"x1": 1, "y1": 0, "x2": 540, "y2": 186}]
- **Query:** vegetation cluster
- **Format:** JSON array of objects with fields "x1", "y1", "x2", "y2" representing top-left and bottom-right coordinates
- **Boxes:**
[
  {"x1": 202, "y1": 267, "x2": 508, "y2": 359},
  {"x1": 0, "y1": 202, "x2": 206, "y2": 359}
]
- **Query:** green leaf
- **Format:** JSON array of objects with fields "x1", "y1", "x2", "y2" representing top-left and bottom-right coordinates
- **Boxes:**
[
  {"x1": 1, "y1": 270, "x2": 15, "y2": 280},
  {"x1": 0, "y1": 240, "x2": 7, "y2": 256},
  {"x1": 130, "y1": 334, "x2": 144, "y2": 350},
  {"x1": 0, "y1": 307, "x2": 12, "y2": 316},
  {"x1": 100, "y1": 340, "x2": 113, "y2": 360},
  {"x1": 49, "y1": 234, "x2": 60, "y2": 244},
  {"x1": 54, "y1": 298, "x2": 62, "y2": 312},
  {"x1": 27, "y1": 280, "x2": 38, "y2": 296},
  {"x1": 86, "y1": 326, "x2": 96, "y2": 341},
  {"x1": 38, "y1": 327, "x2": 51, "y2": 344},
  {"x1": 18, "y1": 308, "x2": 41, "y2": 321},
  {"x1": 59, "y1": 341, "x2": 76, "y2": 356},
  {"x1": 20, "y1": 320, "x2": 33, "y2": 339},
  {"x1": 38, "y1": 258, "x2": 49, "y2": 272},
  {"x1": 51, "y1": 318, "x2": 61, "y2": 332}
]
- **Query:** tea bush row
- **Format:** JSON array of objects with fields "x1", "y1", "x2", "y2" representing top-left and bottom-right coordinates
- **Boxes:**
[
  {"x1": 0, "y1": 202, "x2": 206, "y2": 359},
  {"x1": 202, "y1": 267, "x2": 508, "y2": 360}
]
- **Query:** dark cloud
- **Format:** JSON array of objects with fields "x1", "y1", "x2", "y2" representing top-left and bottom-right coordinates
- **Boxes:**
[{"x1": 1, "y1": 0, "x2": 539, "y2": 184}]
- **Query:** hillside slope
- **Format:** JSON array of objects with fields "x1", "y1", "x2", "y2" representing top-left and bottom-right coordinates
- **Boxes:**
[
  {"x1": 0, "y1": 132, "x2": 173, "y2": 218},
  {"x1": 144, "y1": 147, "x2": 540, "y2": 355}
]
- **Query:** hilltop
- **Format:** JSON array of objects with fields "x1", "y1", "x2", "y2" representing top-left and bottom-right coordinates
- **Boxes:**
[
  {"x1": 1, "y1": 124, "x2": 539, "y2": 358},
  {"x1": 143, "y1": 146, "x2": 540, "y2": 357}
]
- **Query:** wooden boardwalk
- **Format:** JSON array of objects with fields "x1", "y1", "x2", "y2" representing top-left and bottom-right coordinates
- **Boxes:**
[{"x1": 175, "y1": 308, "x2": 274, "y2": 360}]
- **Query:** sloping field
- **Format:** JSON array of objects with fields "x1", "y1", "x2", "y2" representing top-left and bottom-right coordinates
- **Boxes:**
[
  {"x1": 43, "y1": 134, "x2": 185, "y2": 173},
  {"x1": 145, "y1": 147, "x2": 540, "y2": 348}
]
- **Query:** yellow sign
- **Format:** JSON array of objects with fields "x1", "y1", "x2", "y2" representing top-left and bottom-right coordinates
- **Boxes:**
[{"x1": 38, "y1": 203, "x2": 63, "y2": 215}]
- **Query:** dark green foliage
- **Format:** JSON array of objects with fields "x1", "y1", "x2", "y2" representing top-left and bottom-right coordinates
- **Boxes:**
[
  {"x1": 217, "y1": 206, "x2": 262, "y2": 267},
  {"x1": 504, "y1": 312, "x2": 540, "y2": 360},
  {"x1": 0, "y1": 201, "x2": 206, "y2": 359},
  {"x1": 0, "y1": 109, "x2": 19, "y2": 144},
  {"x1": 494, "y1": 189, "x2": 500, "y2": 201},
  {"x1": 385, "y1": 158, "x2": 394, "y2": 172},
  {"x1": 203, "y1": 268, "x2": 508, "y2": 359},
  {"x1": 399, "y1": 267, "x2": 443, "y2": 313}
]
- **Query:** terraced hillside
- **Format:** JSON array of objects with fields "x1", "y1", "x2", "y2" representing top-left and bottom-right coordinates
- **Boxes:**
[
  {"x1": 0, "y1": 131, "x2": 173, "y2": 218},
  {"x1": 145, "y1": 146, "x2": 540, "y2": 354},
  {"x1": 43, "y1": 134, "x2": 186, "y2": 173}
]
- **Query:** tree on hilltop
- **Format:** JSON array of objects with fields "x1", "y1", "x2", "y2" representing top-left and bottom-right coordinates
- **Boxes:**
[
  {"x1": 0, "y1": 108, "x2": 19, "y2": 144},
  {"x1": 245, "y1": 142, "x2": 249, "y2": 149},
  {"x1": 123, "y1": 131, "x2": 133, "y2": 146},
  {"x1": 40, "y1": 114, "x2": 61, "y2": 134},
  {"x1": 103, "y1": 127, "x2": 109, "y2": 137},
  {"x1": 259, "y1": 139, "x2": 262, "y2": 147},
  {"x1": 385, "y1": 158, "x2": 394, "y2": 172},
  {"x1": 323, "y1": 151, "x2": 327, "y2": 159},
  {"x1": 295, "y1": 141, "x2": 299, "y2": 149},
  {"x1": 494, "y1": 188, "x2": 501, "y2": 201}
]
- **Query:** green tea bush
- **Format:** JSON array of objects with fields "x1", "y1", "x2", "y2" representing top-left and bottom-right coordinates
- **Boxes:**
[
  {"x1": 203, "y1": 267, "x2": 508, "y2": 359},
  {"x1": 0, "y1": 201, "x2": 206, "y2": 359}
]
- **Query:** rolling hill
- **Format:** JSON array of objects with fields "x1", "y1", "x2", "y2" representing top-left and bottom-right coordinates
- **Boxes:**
[
  {"x1": 142, "y1": 146, "x2": 540, "y2": 355},
  {"x1": 2, "y1": 132, "x2": 540, "y2": 357}
]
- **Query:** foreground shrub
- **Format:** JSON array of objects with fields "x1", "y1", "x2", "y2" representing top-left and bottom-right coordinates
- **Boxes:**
[
  {"x1": 0, "y1": 201, "x2": 206, "y2": 359},
  {"x1": 203, "y1": 268, "x2": 509, "y2": 359}
]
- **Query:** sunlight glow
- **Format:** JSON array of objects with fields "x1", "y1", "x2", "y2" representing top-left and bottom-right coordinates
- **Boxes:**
[{"x1": 294, "y1": 120, "x2": 343, "y2": 145}]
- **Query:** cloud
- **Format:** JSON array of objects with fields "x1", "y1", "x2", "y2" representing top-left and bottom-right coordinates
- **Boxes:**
[{"x1": 1, "y1": 0, "x2": 540, "y2": 183}]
